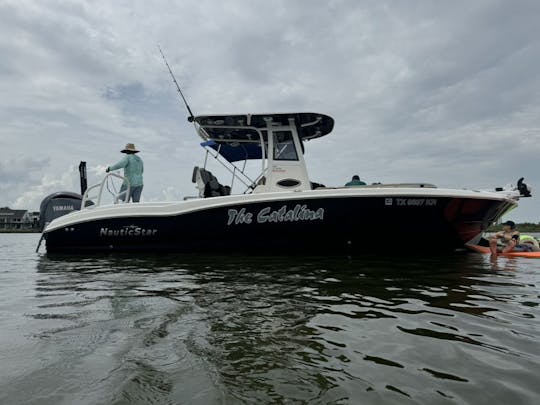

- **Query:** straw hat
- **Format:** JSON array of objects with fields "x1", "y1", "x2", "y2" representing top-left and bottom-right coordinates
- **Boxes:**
[{"x1": 121, "y1": 143, "x2": 139, "y2": 153}]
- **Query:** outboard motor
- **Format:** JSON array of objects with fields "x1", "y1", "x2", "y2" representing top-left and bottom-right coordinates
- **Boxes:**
[{"x1": 39, "y1": 191, "x2": 87, "y2": 231}]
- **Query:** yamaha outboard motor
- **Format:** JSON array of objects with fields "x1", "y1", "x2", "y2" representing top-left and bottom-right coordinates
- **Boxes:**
[{"x1": 39, "y1": 191, "x2": 85, "y2": 231}]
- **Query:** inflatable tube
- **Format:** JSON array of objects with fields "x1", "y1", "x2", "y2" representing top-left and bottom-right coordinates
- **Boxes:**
[{"x1": 466, "y1": 244, "x2": 540, "y2": 258}]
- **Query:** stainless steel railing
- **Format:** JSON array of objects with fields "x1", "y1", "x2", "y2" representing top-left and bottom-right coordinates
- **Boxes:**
[{"x1": 81, "y1": 173, "x2": 131, "y2": 209}]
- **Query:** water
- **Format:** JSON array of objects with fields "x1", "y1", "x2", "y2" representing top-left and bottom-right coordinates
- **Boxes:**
[{"x1": 1, "y1": 233, "x2": 539, "y2": 404}]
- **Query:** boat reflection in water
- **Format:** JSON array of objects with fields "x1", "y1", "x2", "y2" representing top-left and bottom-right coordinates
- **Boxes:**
[{"x1": 13, "y1": 253, "x2": 536, "y2": 404}]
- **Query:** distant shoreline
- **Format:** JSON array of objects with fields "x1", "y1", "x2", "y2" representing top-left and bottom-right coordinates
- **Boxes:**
[
  {"x1": 0, "y1": 229, "x2": 40, "y2": 233},
  {"x1": 488, "y1": 223, "x2": 540, "y2": 232},
  {"x1": 1, "y1": 224, "x2": 539, "y2": 234}
]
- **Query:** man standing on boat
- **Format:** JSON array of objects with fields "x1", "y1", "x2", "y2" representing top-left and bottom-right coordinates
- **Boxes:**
[{"x1": 106, "y1": 143, "x2": 144, "y2": 202}]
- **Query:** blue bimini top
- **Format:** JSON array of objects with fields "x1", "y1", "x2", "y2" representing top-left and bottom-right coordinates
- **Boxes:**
[{"x1": 201, "y1": 140, "x2": 263, "y2": 163}]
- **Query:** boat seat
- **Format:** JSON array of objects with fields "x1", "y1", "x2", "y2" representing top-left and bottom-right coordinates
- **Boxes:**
[{"x1": 192, "y1": 166, "x2": 231, "y2": 198}]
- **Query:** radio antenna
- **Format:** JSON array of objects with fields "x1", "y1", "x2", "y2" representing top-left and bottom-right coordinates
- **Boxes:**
[{"x1": 158, "y1": 45, "x2": 195, "y2": 122}]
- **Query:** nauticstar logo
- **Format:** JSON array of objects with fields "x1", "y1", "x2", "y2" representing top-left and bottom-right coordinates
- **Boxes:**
[
  {"x1": 99, "y1": 225, "x2": 157, "y2": 237},
  {"x1": 227, "y1": 204, "x2": 324, "y2": 225}
]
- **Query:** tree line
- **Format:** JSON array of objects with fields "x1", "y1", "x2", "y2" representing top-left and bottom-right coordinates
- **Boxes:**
[{"x1": 488, "y1": 222, "x2": 540, "y2": 232}]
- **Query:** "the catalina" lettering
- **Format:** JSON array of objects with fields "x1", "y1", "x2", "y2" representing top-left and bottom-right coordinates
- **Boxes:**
[{"x1": 227, "y1": 204, "x2": 324, "y2": 225}]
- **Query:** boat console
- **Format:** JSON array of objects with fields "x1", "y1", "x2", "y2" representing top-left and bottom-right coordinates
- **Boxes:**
[{"x1": 195, "y1": 113, "x2": 334, "y2": 195}]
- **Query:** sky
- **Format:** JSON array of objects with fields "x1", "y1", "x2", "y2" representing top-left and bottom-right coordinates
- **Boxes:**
[{"x1": 0, "y1": 0, "x2": 539, "y2": 221}]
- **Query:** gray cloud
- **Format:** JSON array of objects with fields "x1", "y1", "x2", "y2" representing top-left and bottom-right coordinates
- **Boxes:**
[{"x1": 0, "y1": 157, "x2": 49, "y2": 184}]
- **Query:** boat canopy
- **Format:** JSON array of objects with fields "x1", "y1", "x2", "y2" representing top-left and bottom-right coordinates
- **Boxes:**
[
  {"x1": 200, "y1": 140, "x2": 263, "y2": 162},
  {"x1": 194, "y1": 113, "x2": 334, "y2": 142}
]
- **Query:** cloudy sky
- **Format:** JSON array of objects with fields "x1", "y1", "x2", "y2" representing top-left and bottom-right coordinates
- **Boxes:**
[{"x1": 1, "y1": 0, "x2": 539, "y2": 221}]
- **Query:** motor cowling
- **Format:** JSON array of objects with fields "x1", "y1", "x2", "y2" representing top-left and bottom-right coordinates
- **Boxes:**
[{"x1": 39, "y1": 191, "x2": 86, "y2": 231}]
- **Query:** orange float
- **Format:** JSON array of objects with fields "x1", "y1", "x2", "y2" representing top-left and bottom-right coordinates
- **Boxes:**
[{"x1": 466, "y1": 244, "x2": 540, "y2": 258}]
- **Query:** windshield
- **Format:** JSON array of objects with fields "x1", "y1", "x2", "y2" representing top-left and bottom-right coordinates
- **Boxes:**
[{"x1": 273, "y1": 131, "x2": 298, "y2": 161}]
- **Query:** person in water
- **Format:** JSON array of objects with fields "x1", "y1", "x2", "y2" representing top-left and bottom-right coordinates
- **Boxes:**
[
  {"x1": 489, "y1": 220, "x2": 535, "y2": 254},
  {"x1": 106, "y1": 143, "x2": 144, "y2": 202},
  {"x1": 345, "y1": 175, "x2": 366, "y2": 187}
]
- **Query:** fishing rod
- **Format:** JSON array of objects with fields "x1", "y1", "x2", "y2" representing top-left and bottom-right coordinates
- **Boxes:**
[{"x1": 157, "y1": 45, "x2": 195, "y2": 122}]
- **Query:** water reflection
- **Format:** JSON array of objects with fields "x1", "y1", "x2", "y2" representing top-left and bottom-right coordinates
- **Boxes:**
[{"x1": 18, "y1": 253, "x2": 540, "y2": 403}]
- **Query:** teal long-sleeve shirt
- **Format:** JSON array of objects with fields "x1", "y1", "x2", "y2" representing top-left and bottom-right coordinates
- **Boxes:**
[{"x1": 108, "y1": 154, "x2": 144, "y2": 187}]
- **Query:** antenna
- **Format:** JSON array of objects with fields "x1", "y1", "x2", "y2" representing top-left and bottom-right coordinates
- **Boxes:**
[{"x1": 157, "y1": 45, "x2": 195, "y2": 122}]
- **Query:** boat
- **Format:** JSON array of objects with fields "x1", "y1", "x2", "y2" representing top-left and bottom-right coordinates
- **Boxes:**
[
  {"x1": 40, "y1": 112, "x2": 532, "y2": 254},
  {"x1": 466, "y1": 244, "x2": 540, "y2": 258}
]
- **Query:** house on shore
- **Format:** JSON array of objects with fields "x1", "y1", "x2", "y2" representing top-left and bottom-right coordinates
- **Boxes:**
[{"x1": 0, "y1": 207, "x2": 39, "y2": 230}]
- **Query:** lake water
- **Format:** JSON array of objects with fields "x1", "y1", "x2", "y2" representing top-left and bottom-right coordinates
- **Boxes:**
[{"x1": 1, "y1": 233, "x2": 539, "y2": 404}]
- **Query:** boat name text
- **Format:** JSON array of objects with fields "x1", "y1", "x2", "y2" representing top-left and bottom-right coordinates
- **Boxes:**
[{"x1": 227, "y1": 204, "x2": 324, "y2": 225}]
